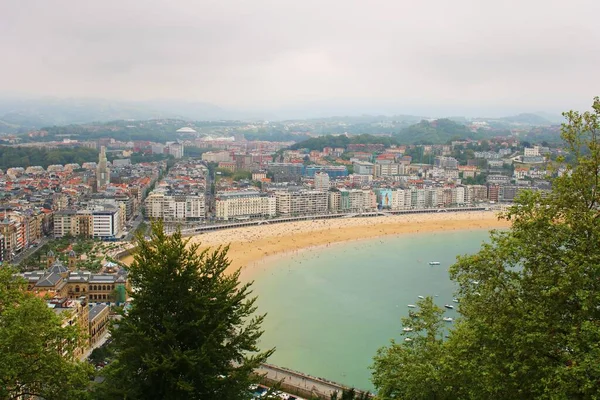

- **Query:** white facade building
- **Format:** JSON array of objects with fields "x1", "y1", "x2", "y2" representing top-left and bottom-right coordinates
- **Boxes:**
[
  {"x1": 145, "y1": 192, "x2": 206, "y2": 221},
  {"x1": 314, "y1": 172, "x2": 330, "y2": 192},
  {"x1": 215, "y1": 192, "x2": 276, "y2": 221}
]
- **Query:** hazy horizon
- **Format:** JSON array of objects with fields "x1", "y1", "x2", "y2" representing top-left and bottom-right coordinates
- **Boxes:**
[{"x1": 1, "y1": 0, "x2": 599, "y2": 118}]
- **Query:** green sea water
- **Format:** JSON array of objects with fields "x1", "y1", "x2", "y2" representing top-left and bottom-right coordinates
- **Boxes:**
[{"x1": 249, "y1": 229, "x2": 494, "y2": 391}]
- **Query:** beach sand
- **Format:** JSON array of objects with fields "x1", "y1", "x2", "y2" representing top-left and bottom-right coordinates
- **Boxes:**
[
  {"x1": 120, "y1": 211, "x2": 510, "y2": 280},
  {"x1": 192, "y1": 211, "x2": 510, "y2": 280}
]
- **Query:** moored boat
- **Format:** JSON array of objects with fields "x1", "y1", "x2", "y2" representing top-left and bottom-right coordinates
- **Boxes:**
[
  {"x1": 429, "y1": 261, "x2": 440, "y2": 265},
  {"x1": 444, "y1": 304, "x2": 454, "y2": 309}
]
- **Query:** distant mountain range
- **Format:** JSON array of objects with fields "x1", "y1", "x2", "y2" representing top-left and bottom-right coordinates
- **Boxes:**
[
  {"x1": 0, "y1": 98, "x2": 242, "y2": 133},
  {"x1": 0, "y1": 97, "x2": 563, "y2": 134}
]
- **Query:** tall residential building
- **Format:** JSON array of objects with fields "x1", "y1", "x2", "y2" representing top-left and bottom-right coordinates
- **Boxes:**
[
  {"x1": 275, "y1": 190, "x2": 328, "y2": 216},
  {"x1": 96, "y1": 146, "x2": 110, "y2": 189},
  {"x1": 338, "y1": 189, "x2": 377, "y2": 212},
  {"x1": 215, "y1": 191, "x2": 276, "y2": 221},
  {"x1": 145, "y1": 192, "x2": 206, "y2": 221},
  {"x1": 314, "y1": 172, "x2": 330, "y2": 192},
  {"x1": 166, "y1": 142, "x2": 185, "y2": 159}
]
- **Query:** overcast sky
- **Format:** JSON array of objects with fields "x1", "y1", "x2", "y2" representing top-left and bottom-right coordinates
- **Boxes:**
[{"x1": 1, "y1": 0, "x2": 599, "y2": 116}]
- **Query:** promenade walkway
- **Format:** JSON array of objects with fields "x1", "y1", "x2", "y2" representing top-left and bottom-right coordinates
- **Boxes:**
[{"x1": 257, "y1": 363, "x2": 372, "y2": 399}]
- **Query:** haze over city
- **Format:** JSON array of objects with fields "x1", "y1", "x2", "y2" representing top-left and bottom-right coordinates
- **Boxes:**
[{"x1": 1, "y1": 0, "x2": 599, "y2": 118}]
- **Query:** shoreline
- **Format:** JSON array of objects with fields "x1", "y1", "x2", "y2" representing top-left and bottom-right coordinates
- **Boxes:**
[
  {"x1": 119, "y1": 211, "x2": 511, "y2": 280},
  {"x1": 191, "y1": 211, "x2": 510, "y2": 280}
]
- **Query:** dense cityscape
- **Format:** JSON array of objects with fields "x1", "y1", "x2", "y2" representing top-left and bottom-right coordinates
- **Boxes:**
[
  {"x1": 2, "y1": 0, "x2": 599, "y2": 398},
  {"x1": 0, "y1": 116, "x2": 567, "y2": 397}
]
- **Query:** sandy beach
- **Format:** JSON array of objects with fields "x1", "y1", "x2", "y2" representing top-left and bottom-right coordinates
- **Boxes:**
[
  {"x1": 120, "y1": 211, "x2": 510, "y2": 279},
  {"x1": 181, "y1": 211, "x2": 511, "y2": 280}
]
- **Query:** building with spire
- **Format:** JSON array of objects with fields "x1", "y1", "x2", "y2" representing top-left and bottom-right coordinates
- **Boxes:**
[{"x1": 96, "y1": 146, "x2": 110, "y2": 190}]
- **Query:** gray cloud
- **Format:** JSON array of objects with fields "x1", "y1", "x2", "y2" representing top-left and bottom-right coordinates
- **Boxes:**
[{"x1": 1, "y1": 0, "x2": 599, "y2": 116}]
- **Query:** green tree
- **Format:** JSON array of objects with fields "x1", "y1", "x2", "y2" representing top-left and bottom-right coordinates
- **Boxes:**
[
  {"x1": 372, "y1": 297, "x2": 447, "y2": 399},
  {"x1": 371, "y1": 98, "x2": 600, "y2": 399},
  {"x1": 96, "y1": 221, "x2": 273, "y2": 399},
  {"x1": 0, "y1": 267, "x2": 91, "y2": 400}
]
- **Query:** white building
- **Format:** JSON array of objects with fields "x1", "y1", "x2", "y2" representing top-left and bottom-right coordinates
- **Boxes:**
[
  {"x1": 215, "y1": 192, "x2": 276, "y2": 221},
  {"x1": 353, "y1": 162, "x2": 375, "y2": 176},
  {"x1": 375, "y1": 163, "x2": 404, "y2": 177},
  {"x1": 166, "y1": 142, "x2": 185, "y2": 159},
  {"x1": 524, "y1": 146, "x2": 540, "y2": 157},
  {"x1": 314, "y1": 172, "x2": 330, "y2": 192},
  {"x1": 91, "y1": 205, "x2": 123, "y2": 239},
  {"x1": 202, "y1": 151, "x2": 233, "y2": 163},
  {"x1": 145, "y1": 192, "x2": 206, "y2": 221}
]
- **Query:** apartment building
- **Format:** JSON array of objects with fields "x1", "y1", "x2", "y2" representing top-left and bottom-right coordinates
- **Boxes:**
[
  {"x1": 145, "y1": 192, "x2": 206, "y2": 221},
  {"x1": 374, "y1": 163, "x2": 404, "y2": 177},
  {"x1": 336, "y1": 189, "x2": 377, "y2": 212},
  {"x1": 54, "y1": 204, "x2": 122, "y2": 239},
  {"x1": 215, "y1": 191, "x2": 276, "y2": 221},
  {"x1": 275, "y1": 190, "x2": 328, "y2": 216},
  {"x1": 54, "y1": 210, "x2": 93, "y2": 238},
  {"x1": 89, "y1": 304, "x2": 110, "y2": 347},
  {"x1": 314, "y1": 172, "x2": 330, "y2": 192},
  {"x1": 0, "y1": 214, "x2": 26, "y2": 260}
]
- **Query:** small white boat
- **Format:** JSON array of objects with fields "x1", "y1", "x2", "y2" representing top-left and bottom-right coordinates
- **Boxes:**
[
  {"x1": 408, "y1": 304, "x2": 417, "y2": 308},
  {"x1": 452, "y1": 298, "x2": 459, "y2": 303},
  {"x1": 403, "y1": 327, "x2": 414, "y2": 332},
  {"x1": 443, "y1": 317, "x2": 453, "y2": 322},
  {"x1": 418, "y1": 295, "x2": 425, "y2": 299},
  {"x1": 404, "y1": 338, "x2": 413, "y2": 342},
  {"x1": 429, "y1": 261, "x2": 440, "y2": 265},
  {"x1": 444, "y1": 304, "x2": 454, "y2": 309},
  {"x1": 472, "y1": 280, "x2": 480, "y2": 285}
]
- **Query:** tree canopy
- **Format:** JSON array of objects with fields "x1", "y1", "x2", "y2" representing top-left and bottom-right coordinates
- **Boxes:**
[
  {"x1": 371, "y1": 97, "x2": 600, "y2": 399},
  {"x1": 0, "y1": 267, "x2": 91, "y2": 400},
  {"x1": 96, "y1": 221, "x2": 273, "y2": 399},
  {"x1": 0, "y1": 145, "x2": 99, "y2": 170},
  {"x1": 393, "y1": 119, "x2": 488, "y2": 145}
]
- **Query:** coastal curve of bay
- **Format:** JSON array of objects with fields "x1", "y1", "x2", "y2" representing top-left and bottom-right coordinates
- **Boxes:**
[{"x1": 188, "y1": 211, "x2": 510, "y2": 280}]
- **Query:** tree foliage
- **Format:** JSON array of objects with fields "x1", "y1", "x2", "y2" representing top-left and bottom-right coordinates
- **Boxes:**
[
  {"x1": 394, "y1": 119, "x2": 488, "y2": 145},
  {"x1": 0, "y1": 267, "x2": 91, "y2": 400},
  {"x1": 0, "y1": 145, "x2": 99, "y2": 170},
  {"x1": 96, "y1": 221, "x2": 273, "y2": 399},
  {"x1": 371, "y1": 98, "x2": 600, "y2": 399}
]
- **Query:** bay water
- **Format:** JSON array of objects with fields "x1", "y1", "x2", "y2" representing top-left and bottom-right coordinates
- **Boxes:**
[{"x1": 249, "y1": 229, "x2": 493, "y2": 391}]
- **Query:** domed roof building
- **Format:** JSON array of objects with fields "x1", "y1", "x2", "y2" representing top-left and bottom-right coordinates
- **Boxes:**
[{"x1": 48, "y1": 260, "x2": 69, "y2": 277}]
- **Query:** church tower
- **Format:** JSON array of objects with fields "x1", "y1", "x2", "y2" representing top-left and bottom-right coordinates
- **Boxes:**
[{"x1": 96, "y1": 146, "x2": 110, "y2": 190}]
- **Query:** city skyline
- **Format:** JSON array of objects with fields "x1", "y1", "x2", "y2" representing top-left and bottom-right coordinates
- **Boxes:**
[{"x1": 1, "y1": 0, "x2": 599, "y2": 117}]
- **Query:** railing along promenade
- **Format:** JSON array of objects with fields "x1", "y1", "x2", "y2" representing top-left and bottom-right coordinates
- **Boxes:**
[{"x1": 256, "y1": 363, "x2": 373, "y2": 399}]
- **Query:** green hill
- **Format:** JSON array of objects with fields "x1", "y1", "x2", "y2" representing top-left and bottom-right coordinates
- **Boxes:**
[{"x1": 394, "y1": 119, "x2": 482, "y2": 144}]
